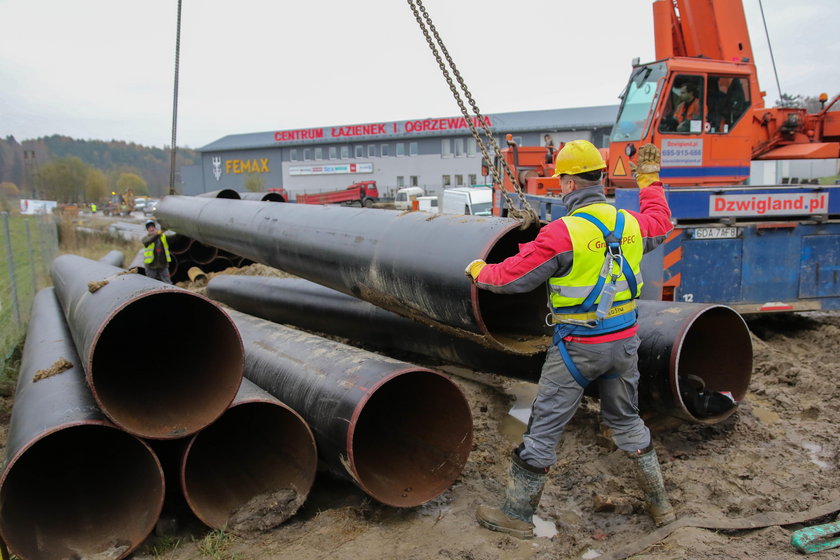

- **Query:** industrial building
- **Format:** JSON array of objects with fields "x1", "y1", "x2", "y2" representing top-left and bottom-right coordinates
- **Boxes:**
[{"x1": 181, "y1": 105, "x2": 619, "y2": 200}]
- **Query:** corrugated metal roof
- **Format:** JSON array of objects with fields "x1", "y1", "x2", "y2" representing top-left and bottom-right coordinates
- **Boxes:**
[{"x1": 198, "y1": 105, "x2": 619, "y2": 152}]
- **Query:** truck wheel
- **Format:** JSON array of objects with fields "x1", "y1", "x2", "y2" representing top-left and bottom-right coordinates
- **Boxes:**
[{"x1": 363, "y1": 198, "x2": 374, "y2": 208}]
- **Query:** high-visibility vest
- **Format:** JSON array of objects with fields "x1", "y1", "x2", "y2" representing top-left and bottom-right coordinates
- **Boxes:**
[
  {"x1": 144, "y1": 234, "x2": 171, "y2": 265},
  {"x1": 547, "y1": 203, "x2": 643, "y2": 315}
]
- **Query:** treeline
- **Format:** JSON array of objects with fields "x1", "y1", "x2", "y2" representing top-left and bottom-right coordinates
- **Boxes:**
[{"x1": 0, "y1": 135, "x2": 198, "y2": 203}]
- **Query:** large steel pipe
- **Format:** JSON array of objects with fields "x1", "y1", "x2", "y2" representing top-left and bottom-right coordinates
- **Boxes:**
[
  {"x1": 636, "y1": 301, "x2": 752, "y2": 424},
  {"x1": 197, "y1": 189, "x2": 241, "y2": 199},
  {"x1": 0, "y1": 288, "x2": 164, "y2": 560},
  {"x1": 226, "y1": 309, "x2": 473, "y2": 507},
  {"x1": 209, "y1": 276, "x2": 752, "y2": 425},
  {"x1": 181, "y1": 378, "x2": 317, "y2": 531},
  {"x1": 98, "y1": 249, "x2": 125, "y2": 268},
  {"x1": 239, "y1": 191, "x2": 286, "y2": 202},
  {"x1": 155, "y1": 196, "x2": 548, "y2": 355},
  {"x1": 208, "y1": 275, "x2": 545, "y2": 378},
  {"x1": 50, "y1": 254, "x2": 244, "y2": 439}
]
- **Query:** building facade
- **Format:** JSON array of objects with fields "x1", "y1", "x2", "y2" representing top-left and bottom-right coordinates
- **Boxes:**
[{"x1": 182, "y1": 105, "x2": 619, "y2": 200}]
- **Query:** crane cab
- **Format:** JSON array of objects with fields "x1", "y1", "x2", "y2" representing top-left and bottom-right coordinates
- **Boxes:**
[{"x1": 608, "y1": 59, "x2": 757, "y2": 188}]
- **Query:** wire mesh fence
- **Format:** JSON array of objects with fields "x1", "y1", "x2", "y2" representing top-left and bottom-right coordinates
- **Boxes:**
[{"x1": 0, "y1": 211, "x2": 59, "y2": 377}]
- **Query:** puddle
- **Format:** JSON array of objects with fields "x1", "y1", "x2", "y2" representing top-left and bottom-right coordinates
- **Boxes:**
[
  {"x1": 532, "y1": 514, "x2": 558, "y2": 538},
  {"x1": 499, "y1": 382, "x2": 538, "y2": 443},
  {"x1": 800, "y1": 440, "x2": 833, "y2": 470}
]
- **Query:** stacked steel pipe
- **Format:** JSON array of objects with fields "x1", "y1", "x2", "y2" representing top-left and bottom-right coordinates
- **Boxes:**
[
  {"x1": 50, "y1": 254, "x2": 244, "y2": 439},
  {"x1": 225, "y1": 309, "x2": 474, "y2": 507},
  {"x1": 0, "y1": 288, "x2": 165, "y2": 560}
]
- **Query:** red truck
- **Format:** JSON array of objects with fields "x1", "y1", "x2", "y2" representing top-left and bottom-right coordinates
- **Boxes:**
[{"x1": 295, "y1": 181, "x2": 379, "y2": 207}]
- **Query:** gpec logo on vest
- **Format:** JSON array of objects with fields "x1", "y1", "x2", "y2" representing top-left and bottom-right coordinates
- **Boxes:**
[{"x1": 587, "y1": 235, "x2": 636, "y2": 252}]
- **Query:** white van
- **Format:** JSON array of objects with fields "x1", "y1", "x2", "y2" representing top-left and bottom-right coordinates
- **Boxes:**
[
  {"x1": 394, "y1": 187, "x2": 425, "y2": 210},
  {"x1": 440, "y1": 187, "x2": 493, "y2": 216}
]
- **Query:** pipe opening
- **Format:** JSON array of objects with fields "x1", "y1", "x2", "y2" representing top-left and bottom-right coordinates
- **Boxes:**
[
  {"x1": 674, "y1": 306, "x2": 753, "y2": 422},
  {"x1": 91, "y1": 292, "x2": 243, "y2": 438},
  {"x1": 189, "y1": 242, "x2": 219, "y2": 265},
  {"x1": 183, "y1": 401, "x2": 317, "y2": 530},
  {"x1": 478, "y1": 226, "x2": 550, "y2": 349},
  {"x1": 351, "y1": 371, "x2": 473, "y2": 507},
  {"x1": 0, "y1": 425, "x2": 163, "y2": 560}
]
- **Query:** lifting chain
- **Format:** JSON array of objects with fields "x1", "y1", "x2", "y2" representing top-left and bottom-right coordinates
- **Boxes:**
[{"x1": 406, "y1": 0, "x2": 539, "y2": 228}]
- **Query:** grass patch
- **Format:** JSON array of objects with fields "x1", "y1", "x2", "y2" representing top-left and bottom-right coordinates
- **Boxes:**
[
  {"x1": 149, "y1": 535, "x2": 182, "y2": 557},
  {"x1": 196, "y1": 530, "x2": 241, "y2": 560}
]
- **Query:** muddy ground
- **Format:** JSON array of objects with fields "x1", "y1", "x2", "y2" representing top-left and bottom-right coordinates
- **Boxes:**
[{"x1": 4, "y1": 264, "x2": 840, "y2": 560}]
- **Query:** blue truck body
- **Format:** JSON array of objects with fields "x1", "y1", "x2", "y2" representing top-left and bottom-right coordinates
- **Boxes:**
[{"x1": 507, "y1": 183, "x2": 840, "y2": 313}]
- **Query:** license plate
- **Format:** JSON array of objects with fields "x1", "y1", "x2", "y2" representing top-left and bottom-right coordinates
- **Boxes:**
[{"x1": 693, "y1": 227, "x2": 738, "y2": 239}]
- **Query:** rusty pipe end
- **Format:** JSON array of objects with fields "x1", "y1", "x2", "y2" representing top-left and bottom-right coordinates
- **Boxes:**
[
  {"x1": 0, "y1": 424, "x2": 164, "y2": 560},
  {"x1": 670, "y1": 305, "x2": 753, "y2": 424},
  {"x1": 182, "y1": 399, "x2": 317, "y2": 530},
  {"x1": 346, "y1": 370, "x2": 473, "y2": 507},
  {"x1": 90, "y1": 291, "x2": 244, "y2": 439}
]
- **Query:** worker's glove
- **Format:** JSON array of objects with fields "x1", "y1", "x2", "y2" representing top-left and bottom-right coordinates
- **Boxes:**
[
  {"x1": 464, "y1": 259, "x2": 487, "y2": 281},
  {"x1": 630, "y1": 143, "x2": 661, "y2": 189}
]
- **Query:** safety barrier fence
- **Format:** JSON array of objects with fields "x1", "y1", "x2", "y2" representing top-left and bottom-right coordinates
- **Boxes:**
[{"x1": 0, "y1": 211, "x2": 58, "y2": 378}]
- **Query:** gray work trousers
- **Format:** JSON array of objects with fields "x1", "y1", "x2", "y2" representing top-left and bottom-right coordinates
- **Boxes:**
[
  {"x1": 518, "y1": 334, "x2": 651, "y2": 469},
  {"x1": 145, "y1": 266, "x2": 172, "y2": 284}
]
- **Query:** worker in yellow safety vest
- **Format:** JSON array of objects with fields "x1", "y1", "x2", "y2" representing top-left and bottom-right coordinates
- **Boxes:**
[
  {"x1": 465, "y1": 141, "x2": 676, "y2": 538},
  {"x1": 142, "y1": 219, "x2": 172, "y2": 284}
]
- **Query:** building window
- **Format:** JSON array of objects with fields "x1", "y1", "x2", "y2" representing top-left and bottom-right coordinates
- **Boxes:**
[
  {"x1": 467, "y1": 138, "x2": 477, "y2": 156},
  {"x1": 455, "y1": 174, "x2": 464, "y2": 186},
  {"x1": 303, "y1": 148, "x2": 312, "y2": 161},
  {"x1": 397, "y1": 176, "x2": 405, "y2": 187},
  {"x1": 341, "y1": 145, "x2": 350, "y2": 159},
  {"x1": 329, "y1": 146, "x2": 338, "y2": 160},
  {"x1": 454, "y1": 138, "x2": 464, "y2": 157},
  {"x1": 441, "y1": 138, "x2": 451, "y2": 158},
  {"x1": 355, "y1": 145, "x2": 364, "y2": 158},
  {"x1": 410, "y1": 176, "x2": 418, "y2": 187},
  {"x1": 290, "y1": 149, "x2": 298, "y2": 161},
  {"x1": 314, "y1": 147, "x2": 323, "y2": 160},
  {"x1": 396, "y1": 143, "x2": 406, "y2": 157},
  {"x1": 442, "y1": 175, "x2": 451, "y2": 187},
  {"x1": 381, "y1": 144, "x2": 390, "y2": 157},
  {"x1": 409, "y1": 142, "x2": 418, "y2": 156},
  {"x1": 368, "y1": 144, "x2": 377, "y2": 157},
  {"x1": 468, "y1": 174, "x2": 477, "y2": 186}
]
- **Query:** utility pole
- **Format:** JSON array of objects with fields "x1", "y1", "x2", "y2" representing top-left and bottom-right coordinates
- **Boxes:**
[{"x1": 169, "y1": 0, "x2": 183, "y2": 196}]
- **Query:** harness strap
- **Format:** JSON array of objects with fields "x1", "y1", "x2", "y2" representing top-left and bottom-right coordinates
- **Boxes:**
[{"x1": 553, "y1": 329, "x2": 590, "y2": 389}]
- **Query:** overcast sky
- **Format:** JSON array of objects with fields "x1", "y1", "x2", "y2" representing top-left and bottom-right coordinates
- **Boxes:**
[{"x1": 1, "y1": 0, "x2": 837, "y2": 149}]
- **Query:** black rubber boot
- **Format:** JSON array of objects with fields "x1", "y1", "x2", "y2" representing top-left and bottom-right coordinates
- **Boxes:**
[
  {"x1": 629, "y1": 445, "x2": 676, "y2": 527},
  {"x1": 476, "y1": 451, "x2": 548, "y2": 539}
]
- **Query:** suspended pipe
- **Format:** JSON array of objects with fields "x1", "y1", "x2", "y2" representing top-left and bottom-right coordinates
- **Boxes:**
[
  {"x1": 208, "y1": 275, "x2": 545, "y2": 378},
  {"x1": 50, "y1": 254, "x2": 244, "y2": 439},
  {"x1": 181, "y1": 378, "x2": 318, "y2": 531},
  {"x1": 155, "y1": 196, "x2": 547, "y2": 355},
  {"x1": 226, "y1": 309, "x2": 473, "y2": 507},
  {"x1": 239, "y1": 191, "x2": 286, "y2": 202},
  {"x1": 197, "y1": 189, "x2": 240, "y2": 199},
  {"x1": 208, "y1": 276, "x2": 752, "y2": 424},
  {"x1": 0, "y1": 288, "x2": 164, "y2": 560},
  {"x1": 98, "y1": 249, "x2": 125, "y2": 268}
]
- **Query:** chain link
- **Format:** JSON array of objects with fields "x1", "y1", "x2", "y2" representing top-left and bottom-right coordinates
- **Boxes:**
[{"x1": 406, "y1": 0, "x2": 539, "y2": 226}]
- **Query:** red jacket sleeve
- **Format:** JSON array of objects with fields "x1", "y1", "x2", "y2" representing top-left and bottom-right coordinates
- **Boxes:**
[
  {"x1": 475, "y1": 184, "x2": 672, "y2": 293},
  {"x1": 626, "y1": 182, "x2": 673, "y2": 252}
]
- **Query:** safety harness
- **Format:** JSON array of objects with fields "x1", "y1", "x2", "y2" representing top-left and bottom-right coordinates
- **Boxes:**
[{"x1": 548, "y1": 211, "x2": 640, "y2": 388}]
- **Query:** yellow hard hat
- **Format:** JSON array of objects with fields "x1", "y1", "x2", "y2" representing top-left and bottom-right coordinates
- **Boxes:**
[{"x1": 552, "y1": 140, "x2": 606, "y2": 177}]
